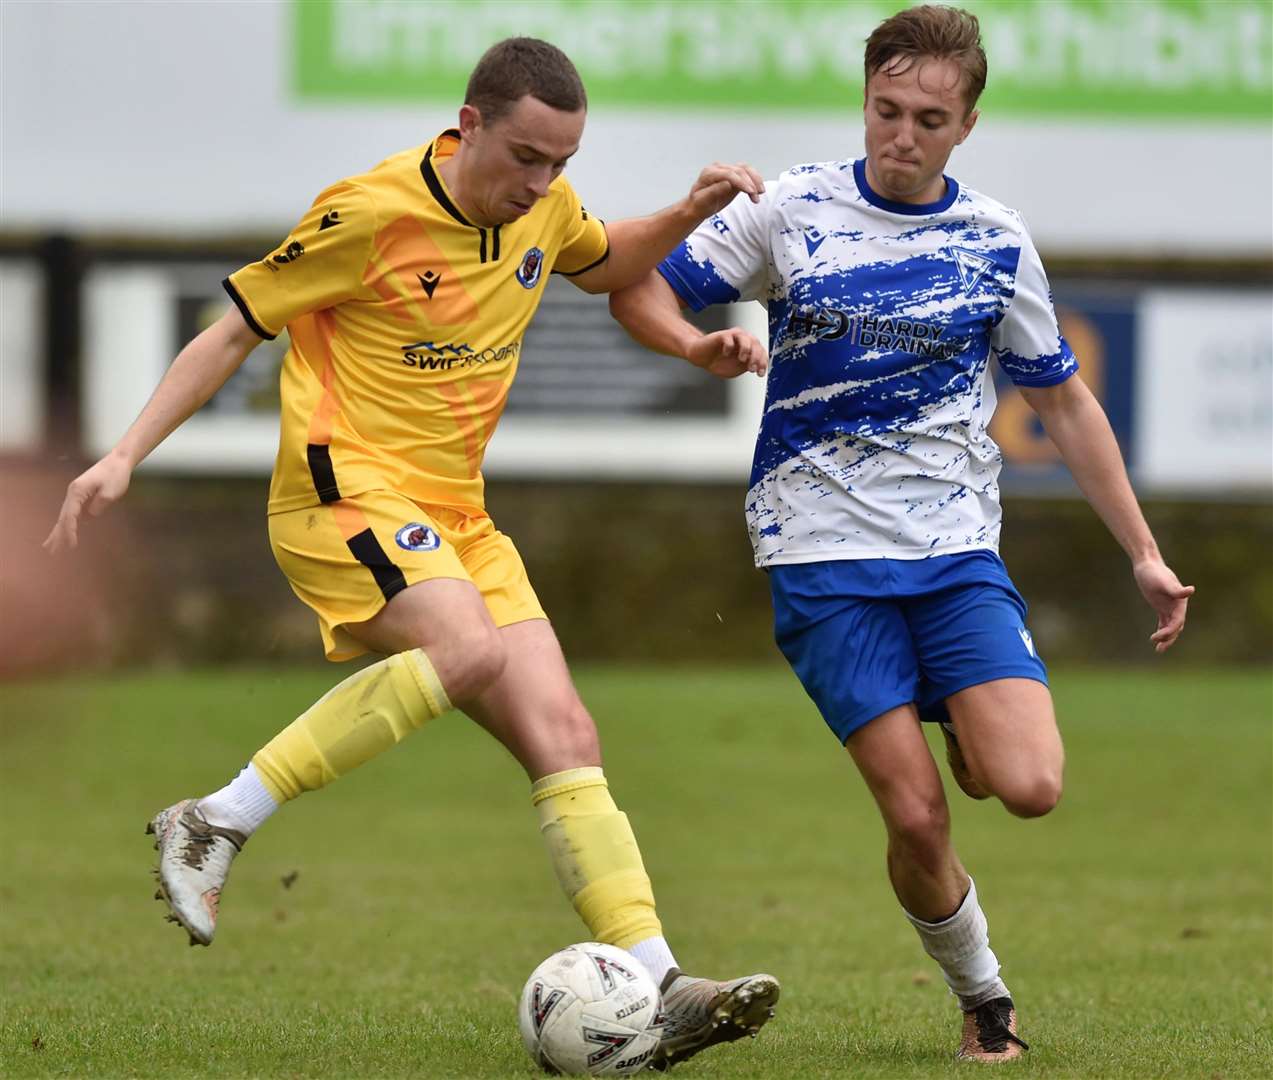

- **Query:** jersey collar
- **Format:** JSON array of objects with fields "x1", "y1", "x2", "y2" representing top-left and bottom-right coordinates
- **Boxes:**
[
  {"x1": 420, "y1": 129, "x2": 477, "y2": 227},
  {"x1": 853, "y1": 158, "x2": 959, "y2": 215}
]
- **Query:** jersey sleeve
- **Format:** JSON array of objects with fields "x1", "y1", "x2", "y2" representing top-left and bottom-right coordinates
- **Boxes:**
[
  {"x1": 657, "y1": 188, "x2": 773, "y2": 312},
  {"x1": 991, "y1": 222, "x2": 1078, "y2": 387},
  {"x1": 551, "y1": 180, "x2": 610, "y2": 277},
  {"x1": 223, "y1": 180, "x2": 376, "y2": 340}
]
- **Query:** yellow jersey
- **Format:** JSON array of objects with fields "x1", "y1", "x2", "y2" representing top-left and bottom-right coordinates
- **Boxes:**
[{"x1": 224, "y1": 129, "x2": 609, "y2": 514}]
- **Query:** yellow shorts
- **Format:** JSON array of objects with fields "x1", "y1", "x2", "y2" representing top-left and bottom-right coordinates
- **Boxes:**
[{"x1": 268, "y1": 490, "x2": 546, "y2": 661}]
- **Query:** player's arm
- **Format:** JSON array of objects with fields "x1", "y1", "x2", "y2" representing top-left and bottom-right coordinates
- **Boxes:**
[
  {"x1": 44, "y1": 306, "x2": 262, "y2": 553},
  {"x1": 609, "y1": 270, "x2": 767, "y2": 379},
  {"x1": 568, "y1": 163, "x2": 765, "y2": 295},
  {"x1": 1019, "y1": 377, "x2": 1195, "y2": 652}
]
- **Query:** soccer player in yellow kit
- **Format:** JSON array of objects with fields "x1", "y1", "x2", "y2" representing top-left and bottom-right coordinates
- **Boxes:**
[{"x1": 45, "y1": 38, "x2": 778, "y2": 1069}]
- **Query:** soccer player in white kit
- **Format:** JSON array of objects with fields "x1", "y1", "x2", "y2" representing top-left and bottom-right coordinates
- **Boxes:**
[{"x1": 610, "y1": 4, "x2": 1194, "y2": 1062}]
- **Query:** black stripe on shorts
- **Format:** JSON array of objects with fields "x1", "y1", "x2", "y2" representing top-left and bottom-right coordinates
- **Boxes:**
[{"x1": 346, "y1": 528, "x2": 409, "y2": 604}]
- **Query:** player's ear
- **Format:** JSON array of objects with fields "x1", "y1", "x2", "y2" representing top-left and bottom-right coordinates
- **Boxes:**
[
  {"x1": 956, "y1": 107, "x2": 979, "y2": 145},
  {"x1": 457, "y1": 103, "x2": 483, "y2": 140}
]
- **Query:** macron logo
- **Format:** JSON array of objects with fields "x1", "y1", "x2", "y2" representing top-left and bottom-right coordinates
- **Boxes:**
[
  {"x1": 1018, "y1": 627, "x2": 1036, "y2": 657},
  {"x1": 804, "y1": 229, "x2": 827, "y2": 258}
]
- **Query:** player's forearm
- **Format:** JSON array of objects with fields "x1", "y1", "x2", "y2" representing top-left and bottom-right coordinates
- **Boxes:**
[
  {"x1": 576, "y1": 205, "x2": 701, "y2": 295},
  {"x1": 608, "y1": 272, "x2": 702, "y2": 360},
  {"x1": 114, "y1": 308, "x2": 260, "y2": 469},
  {"x1": 1022, "y1": 379, "x2": 1160, "y2": 564}
]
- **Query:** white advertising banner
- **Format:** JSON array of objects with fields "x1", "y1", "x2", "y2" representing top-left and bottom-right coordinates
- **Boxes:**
[{"x1": 1135, "y1": 290, "x2": 1273, "y2": 494}]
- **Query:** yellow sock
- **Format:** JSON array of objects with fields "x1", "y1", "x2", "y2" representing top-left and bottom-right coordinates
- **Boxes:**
[
  {"x1": 531, "y1": 766, "x2": 663, "y2": 949},
  {"x1": 252, "y1": 649, "x2": 450, "y2": 802}
]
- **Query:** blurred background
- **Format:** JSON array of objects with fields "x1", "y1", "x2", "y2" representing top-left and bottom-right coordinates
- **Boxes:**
[{"x1": 2, "y1": 0, "x2": 1270, "y2": 675}]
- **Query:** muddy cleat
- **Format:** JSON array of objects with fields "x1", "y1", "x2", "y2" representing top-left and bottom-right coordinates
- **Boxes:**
[
  {"x1": 651, "y1": 968, "x2": 780, "y2": 1070},
  {"x1": 957, "y1": 996, "x2": 1028, "y2": 1063},
  {"x1": 146, "y1": 799, "x2": 245, "y2": 946},
  {"x1": 940, "y1": 721, "x2": 990, "y2": 800}
]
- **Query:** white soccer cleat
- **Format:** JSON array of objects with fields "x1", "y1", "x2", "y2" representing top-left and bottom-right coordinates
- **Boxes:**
[
  {"x1": 146, "y1": 799, "x2": 245, "y2": 947},
  {"x1": 652, "y1": 967, "x2": 780, "y2": 1070}
]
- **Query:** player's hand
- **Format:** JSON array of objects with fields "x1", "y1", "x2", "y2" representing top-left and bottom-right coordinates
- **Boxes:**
[
  {"x1": 43, "y1": 453, "x2": 134, "y2": 554},
  {"x1": 1132, "y1": 557, "x2": 1195, "y2": 653},
  {"x1": 685, "y1": 163, "x2": 766, "y2": 220},
  {"x1": 686, "y1": 329, "x2": 768, "y2": 379}
]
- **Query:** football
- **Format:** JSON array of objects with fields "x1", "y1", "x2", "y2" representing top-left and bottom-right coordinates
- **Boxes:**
[{"x1": 518, "y1": 943, "x2": 663, "y2": 1075}]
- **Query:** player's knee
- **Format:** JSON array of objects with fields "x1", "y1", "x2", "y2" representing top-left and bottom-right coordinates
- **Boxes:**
[
  {"x1": 1000, "y1": 771, "x2": 1063, "y2": 819},
  {"x1": 888, "y1": 795, "x2": 951, "y2": 866},
  {"x1": 555, "y1": 697, "x2": 601, "y2": 765},
  {"x1": 440, "y1": 625, "x2": 507, "y2": 703}
]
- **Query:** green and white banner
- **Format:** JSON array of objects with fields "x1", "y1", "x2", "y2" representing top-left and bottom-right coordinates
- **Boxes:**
[{"x1": 294, "y1": 0, "x2": 1272, "y2": 119}]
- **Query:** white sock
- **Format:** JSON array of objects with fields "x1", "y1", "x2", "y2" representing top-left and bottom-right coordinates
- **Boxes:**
[
  {"x1": 905, "y1": 878, "x2": 1009, "y2": 1010},
  {"x1": 628, "y1": 935, "x2": 678, "y2": 986},
  {"x1": 198, "y1": 762, "x2": 279, "y2": 837}
]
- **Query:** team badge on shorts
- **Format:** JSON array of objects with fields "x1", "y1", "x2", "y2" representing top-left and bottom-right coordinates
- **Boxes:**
[
  {"x1": 395, "y1": 522, "x2": 441, "y2": 552},
  {"x1": 516, "y1": 247, "x2": 544, "y2": 289}
]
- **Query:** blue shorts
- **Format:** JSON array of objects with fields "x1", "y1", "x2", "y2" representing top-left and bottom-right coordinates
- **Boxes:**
[{"x1": 770, "y1": 551, "x2": 1048, "y2": 744}]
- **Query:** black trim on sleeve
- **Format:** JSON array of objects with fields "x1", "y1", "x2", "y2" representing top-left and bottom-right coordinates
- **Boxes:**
[
  {"x1": 345, "y1": 528, "x2": 409, "y2": 604},
  {"x1": 222, "y1": 278, "x2": 276, "y2": 340},
  {"x1": 306, "y1": 443, "x2": 342, "y2": 504},
  {"x1": 419, "y1": 132, "x2": 475, "y2": 227},
  {"x1": 554, "y1": 238, "x2": 611, "y2": 278}
]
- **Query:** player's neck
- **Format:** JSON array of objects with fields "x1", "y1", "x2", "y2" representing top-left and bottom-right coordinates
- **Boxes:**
[{"x1": 435, "y1": 154, "x2": 498, "y2": 229}]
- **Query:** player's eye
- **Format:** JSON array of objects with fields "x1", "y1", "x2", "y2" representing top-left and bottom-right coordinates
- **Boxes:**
[{"x1": 921, "y1": 118, "x2": 943, "y2": 130}]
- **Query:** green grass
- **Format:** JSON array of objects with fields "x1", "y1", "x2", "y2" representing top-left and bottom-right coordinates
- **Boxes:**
[{"x1": 1, "y1": 666, "x2": 1269, "y2": 1078}]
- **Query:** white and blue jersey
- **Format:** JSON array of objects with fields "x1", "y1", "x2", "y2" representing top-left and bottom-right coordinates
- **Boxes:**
[{"x1": 659, "y1": 158, "x2": 1078, "y2": 568}]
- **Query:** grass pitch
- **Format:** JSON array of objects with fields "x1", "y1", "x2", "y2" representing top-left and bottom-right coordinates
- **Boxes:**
[{"x1": 2, "y1": 666, "x2": 1269, "y2": 1078}]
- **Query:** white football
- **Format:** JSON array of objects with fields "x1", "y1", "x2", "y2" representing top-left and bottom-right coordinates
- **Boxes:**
[{"x1": 518, "y1": 942, "x2": 663, "y2": 1076}]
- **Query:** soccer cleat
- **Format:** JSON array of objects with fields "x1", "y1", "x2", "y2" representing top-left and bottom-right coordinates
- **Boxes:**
[
  {"x1": 940, "y1": 721, "x2": 990, "y2": 800},
  {"x1": 145, "y1": 799, "x2": 245, "y2": 946},
  {"x1": 651, "y1": 967, "x2": 780, "y2": 1071},
  {"x1": 957, "y1": 996, "x2": 1029, "y2": 1062}
]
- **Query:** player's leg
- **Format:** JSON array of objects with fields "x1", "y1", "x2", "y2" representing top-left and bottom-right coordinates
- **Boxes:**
[
  {"x1": 770, "y1": 560, "x2": 1025, "y2": 1061},
  {"x1": 460, "y1": 617, "x2": 779, "y2": 1068},
  {"x1": 906, "y1": 555, "x2": 1062, "y2": 819},
  {"x1": 149, "y1": 497, "x2": 500, "y2": 945},
  {"x1": 846, "y1": 705, "x2": 1025, "y2": 1062},
  {"x1": 946, "y1": 678, "x2": 1063, "y2": 819}
]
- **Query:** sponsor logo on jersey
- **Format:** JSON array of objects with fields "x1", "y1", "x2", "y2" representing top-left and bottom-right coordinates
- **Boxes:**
[
  {"x1": 395, "y1": 523, "x2": 440, "y2": 552},
  {"x1": 948, "y1": 245, "x2": 995, "y2": 295},
  {"x1": 400, "y1": 339, "x2": 520, "y2": 371},
  {"x1": 318, "y1": 209, "x2": 342, "y2": 231},
  {"x1": 1018, "y1": 627, "x2": 1036, "y2": 657},
  {"x1": 516, "y1": 246, "x2": 544, "y2": 289},
  {"x1": 788, "y1": 306, "x2": 967, "y2": 359},
  {"x1": 529, "y1": 982, "x2": 565, "y2": 1035},
  {"x1": 417, "y1": 270, "x2": 441, "y2": 299},
  {"x1": 584, "y1": 1028, "x2": 637, "y2": 1067}
]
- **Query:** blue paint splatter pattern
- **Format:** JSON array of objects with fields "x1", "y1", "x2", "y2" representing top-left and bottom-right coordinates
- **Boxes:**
[{"x1": 658, "y1": 159, "x2": 1077, "y2": 567}]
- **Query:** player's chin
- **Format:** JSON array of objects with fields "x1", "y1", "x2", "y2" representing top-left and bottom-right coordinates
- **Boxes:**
[{"x1": 500, "y1": 199, "x2": 535, "y2": 222}]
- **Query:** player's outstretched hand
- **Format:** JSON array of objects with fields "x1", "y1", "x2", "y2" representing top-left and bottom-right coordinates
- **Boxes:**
[
  {"x1": 44, "y1": 453, "x2": 133, "y2": 554},
  {"x1": 686, "y1": 328, "x2": 768, "y2": 379},
  {"x1": 686, "y1": 163, "x2": 766, "y2": 220},
  {"x1": 1133, "y1": 557, "x2": 1195, "y2": 653}
]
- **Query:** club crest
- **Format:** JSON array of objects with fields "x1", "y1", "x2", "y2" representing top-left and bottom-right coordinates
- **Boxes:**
[
  {"x1": 516, "y1": 246, "x2": 545, "y2": 289},
  {"x1": 394, "y1": 522, "x2": 440, "y2": 552}
]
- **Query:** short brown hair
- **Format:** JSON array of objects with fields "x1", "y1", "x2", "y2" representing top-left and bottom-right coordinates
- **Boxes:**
[
  {"x1": 865, "y1": 5, "x2": 987, "y2": 113},
  {"x1": 465, "y1": 37, "x2": 587, "y2": 125}
]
